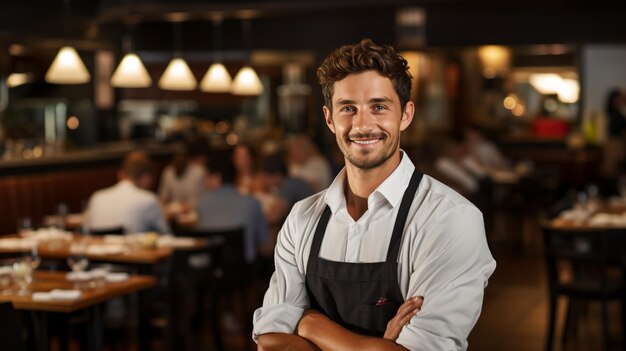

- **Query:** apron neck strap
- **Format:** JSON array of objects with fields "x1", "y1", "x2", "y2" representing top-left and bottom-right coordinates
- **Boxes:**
[{"x1": 386, "y1": 169, "x2": 422, "y2": 262}]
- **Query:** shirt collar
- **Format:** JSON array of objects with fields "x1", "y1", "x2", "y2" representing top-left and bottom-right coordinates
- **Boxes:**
[
  {"x1": 324, "y1": 150, "x2": 416, "y2": 212},
  {"x1": 373, "y1": 150, "x2": 415, "y2": 208},
  {"x1": 117, "y1": 179, "x2": 137, "y2": 190}
]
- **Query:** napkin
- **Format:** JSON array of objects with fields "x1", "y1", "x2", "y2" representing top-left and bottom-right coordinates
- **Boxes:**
[
  {"x1": 87, "y1": 244, "x2": 124, "y2": 255},
  {"x1": 105, "y1": 272, "x2": 129, "y2": 282},
  {"x1": 32, "y1": 289, "x2": 82, "y2": 301},
  {"x1": 66, "y1": 271, "x2": 93, "y2": 281}
]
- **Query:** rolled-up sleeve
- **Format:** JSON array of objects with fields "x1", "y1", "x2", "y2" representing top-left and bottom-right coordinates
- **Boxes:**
[
  {"x1": 397, "y1": 205, "x2": 496, "y2": 351},
  {"x1": 252, "y1": 206, "x2": 310, "y2": 341}
]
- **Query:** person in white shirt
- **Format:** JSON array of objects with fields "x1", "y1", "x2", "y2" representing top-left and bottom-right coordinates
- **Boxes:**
[
  {"x1": 286, "y1": 134, "x2": 333, "y2": 192},
  {"x1": 84, "y1": 151, "x2": 170, "y2": 234},
  {"x1": 253, "y1": 39, "x2": 496, "y2": 351},
  {"x1": 159, "y1": 137, "x2": 210, "y2": 218}
]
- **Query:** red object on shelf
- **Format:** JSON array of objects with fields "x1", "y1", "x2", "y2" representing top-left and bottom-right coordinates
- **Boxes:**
[{"x1": 532, "y1": 117, "x2": 570, "y2": 138}]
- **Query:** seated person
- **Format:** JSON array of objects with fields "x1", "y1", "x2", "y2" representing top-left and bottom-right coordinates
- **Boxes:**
[
  {"x1": 158, "y1": 139, "x2": 208, "y2": 218},
  {"x1": 232, "y1": 143, "x2": 258, "y2": 195},
  {"x1": 195, "y1": 149, "x2": 271, "y2": 264},
  {"x1": 84, "y1": 151, "x2": 171, "y2": 234},
  {"x1": 435, "y1": 136, "x2": 486, "y2": 195},
  {"x1": 255, "y1": 152, "x2": 315, "y2": 227},
  {"x1": 286, "y1": 134, "x2": 333, "y2": 192}
]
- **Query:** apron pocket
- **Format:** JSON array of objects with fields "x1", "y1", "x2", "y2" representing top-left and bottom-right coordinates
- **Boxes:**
[{"x1": 359, "y1": 301, "x2": 399, "y2": 336}]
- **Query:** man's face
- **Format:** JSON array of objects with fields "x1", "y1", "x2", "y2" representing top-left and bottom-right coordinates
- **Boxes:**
[{"x1": 323, "y1": 70, "x2": 413, "y2": 170}]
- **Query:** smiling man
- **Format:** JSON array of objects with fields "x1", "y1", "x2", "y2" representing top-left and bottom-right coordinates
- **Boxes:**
[{"x1": 253, "y1": 39, "x2": 496, "y2": 351}]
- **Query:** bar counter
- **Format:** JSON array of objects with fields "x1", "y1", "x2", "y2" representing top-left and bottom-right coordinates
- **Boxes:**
[{"x1": 0, "y1": 140, "x2": 176, "y2": 235}]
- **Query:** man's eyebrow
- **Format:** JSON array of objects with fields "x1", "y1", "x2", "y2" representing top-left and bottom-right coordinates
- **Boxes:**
[
  {"x1": 335, "y1": 99, "x2": 355, "y2": 107},
  {"x1": 334, "y1": 97, "x2": 393, "y2": 106},
  {"x1": 369, "y1": 97, "x2": 393, "y2": 104}
]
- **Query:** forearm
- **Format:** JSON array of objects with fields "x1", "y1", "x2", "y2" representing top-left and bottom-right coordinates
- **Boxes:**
[
  {"x1": 298, "y1": 311, "x2": 407, "y2": 351},
  {"x1": 257, "y1": 333, "x2": 321, "y2": 351}
]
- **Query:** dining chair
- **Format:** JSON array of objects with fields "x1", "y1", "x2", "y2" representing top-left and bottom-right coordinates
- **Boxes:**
[
  {"x1": 88, "y1": 226, "x2": 125, "y2": 235},
  {"x1": 542, "y1": 224, "x2": 626, "y2": 351},
  {"x1": 0, "y1": 302, "x2": 27, "y2": 351},
  {"x1": 175, "y1": 227, "x2": 250, "y2": 350}
]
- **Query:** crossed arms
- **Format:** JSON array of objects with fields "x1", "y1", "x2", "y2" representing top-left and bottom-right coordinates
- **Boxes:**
[{"x1": 258, "y1": 296, "x2": 423, "y2": 351}]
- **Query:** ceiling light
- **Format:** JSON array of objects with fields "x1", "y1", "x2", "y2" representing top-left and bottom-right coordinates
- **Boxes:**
[
  {"x1": 200, "y1": 63, "x2": 232, "y2": 92},
  {"x1": 45, "y1": 46, "x2": 91, "y2": 84},
  {"x1": 111, "y1": 53, "x2": 152, "y2": 88},
  {"x1": 231, "y1": 66, "x2": 263, "y2": 96},
  {"x1": 158, "y1": 58, "x2": 197, "y2": 91}
]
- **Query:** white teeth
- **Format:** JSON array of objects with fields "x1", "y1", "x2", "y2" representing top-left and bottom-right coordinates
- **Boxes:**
[{"x1": 353, "y1": 139, "x2": 379, "y2": 145}]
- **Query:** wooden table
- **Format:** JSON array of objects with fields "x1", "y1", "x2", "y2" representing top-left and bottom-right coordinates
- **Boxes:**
[
  {"x1": 0, "y1": 235, "x2": 208, "y2": 265},
  {"x1": 0, "y1": 271, "x2": 155, "y2": 351},
  {"x1": 549, "y1": 202, "x2": 626, "y2": 229}
]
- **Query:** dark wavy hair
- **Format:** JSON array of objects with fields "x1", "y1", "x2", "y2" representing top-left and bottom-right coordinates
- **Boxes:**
[{"x1": 316, "y1": 38, "x2": 412, "y2": 112}]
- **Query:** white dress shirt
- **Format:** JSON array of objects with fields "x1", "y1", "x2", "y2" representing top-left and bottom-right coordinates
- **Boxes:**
[
  {"x1": 84, "y1": 180, "x2": 170, "y2": 234},
  {"x1": 289, "y1": 156, "x2": 333, "y2": 192},
  {"x1": 253, "y1": 152, "x2": 496, "y2": 350},
  {"x1": 158, "y1": 162, "x2": 205, "y2": 206}
]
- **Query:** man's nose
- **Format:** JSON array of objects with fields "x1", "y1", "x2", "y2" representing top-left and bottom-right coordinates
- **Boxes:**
[{"x1": 352, "y1": 110, "x2": 375, "y2": 133}]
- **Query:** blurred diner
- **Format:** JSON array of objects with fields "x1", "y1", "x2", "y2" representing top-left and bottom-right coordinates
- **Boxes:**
[{"x1": 83, "y1": 150, "x2": 171, "y2": 235}]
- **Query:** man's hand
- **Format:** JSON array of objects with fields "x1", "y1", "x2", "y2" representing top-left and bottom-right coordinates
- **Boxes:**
[{"x1": 384, "y1": 296, "x2": 424, "y2": 341}]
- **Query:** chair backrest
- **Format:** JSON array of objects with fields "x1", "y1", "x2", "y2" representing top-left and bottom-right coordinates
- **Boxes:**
[
  {"x1": 88, "y1": 226, "x2": 125, "y2": 235},
  {"x1": 542, "y1": 225, "x2": 615, "y2": 294},
  {"x1": 168, "y1": 240, "x2": 223, "y2": 286},
  {"x1": 176, "y1": 227, "x2": 248, "y2": 284},
  {"x1": 0, "y1": 302, "x2": 26, "y2": 351}
]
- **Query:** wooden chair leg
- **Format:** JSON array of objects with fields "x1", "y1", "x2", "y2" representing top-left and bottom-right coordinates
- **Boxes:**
[
  {"x1": 561, "y1": 298, "x2": 574, "y2": 351},
  {"x1": 622, "y1": 298, "x2": 626, "y2": 351},
  {"x1": 547, "y1": 296, "x2": 557, "y2": 351},
  {"x1": 602, "y1": 300, "x2": 610, "y2": 351}
]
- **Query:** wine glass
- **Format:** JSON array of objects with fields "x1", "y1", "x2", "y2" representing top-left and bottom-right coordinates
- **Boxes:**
[
  {"x1": 0, "y1": 264, "x2": 14, "y2": 295},
  {"x1": 53, "y1": 202, "x2": 69, "y2": 231},
  {"x1": 28, "y1": 243, "x2": 41, "y2": 270},
  {"x1": 17, "y1": 216, "x2": 33, "y2": 237},
  {"x1": 12, "y1": 259, "x2": 33, "y2": 296},
  {"x1": 67, "y1": 242, "x2": 89, "y2": 273}
]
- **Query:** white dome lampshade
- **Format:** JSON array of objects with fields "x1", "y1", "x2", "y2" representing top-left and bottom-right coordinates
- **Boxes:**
[
  {"x1": 45, "y1": 46, "x2": 91, "y2": 84},
  {"x1": 111, "y1": 53, "x2": 152, "y2": 88},
  {"x1": 231, "y1": 66, "x2": 263, "y2": 96},
  {"x1": 200, "y1": 63, "x2": 232, "y2": 92},
  {"x1": 158, "y1": 58, "x2": 197, "y2": 91}
]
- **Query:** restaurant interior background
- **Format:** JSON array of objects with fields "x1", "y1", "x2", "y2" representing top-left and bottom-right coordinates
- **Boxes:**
[{"x1": 1, "y1": 0, "x2": 626, "y2": 350}]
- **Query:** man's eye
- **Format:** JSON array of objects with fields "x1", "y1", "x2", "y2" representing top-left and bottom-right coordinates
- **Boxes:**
[
  {"x1": 341, "y1": 106, "x2": 355, "y2": 112},
  {"x1": 373, "y1": 105, "x2": 387, "y2": 111}
]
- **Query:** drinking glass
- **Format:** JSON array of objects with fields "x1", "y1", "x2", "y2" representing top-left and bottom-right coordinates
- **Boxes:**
[
  {"x1": 17, "y1": 216, "x2": 33, "y2": 237},
  {"x1": 54, "y1": 202, "x2": 69, "y2": 231},
  {"x1": 67, "y1": 242, "x2": 89, "y2": 273},
  {"x1": 0, "y1": 264, "x2": 14, "y2": 295},
  {"x1": 28, "y1": 243, "x2": 41, "y2": 270},
  {"x1": 12, "y1": 259, "x2": 33, "y2": 296}
]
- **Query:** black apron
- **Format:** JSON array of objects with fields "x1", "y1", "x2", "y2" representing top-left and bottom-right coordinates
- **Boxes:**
[{"x1": 305, "y1": 170, "x2": 423, "y2": 336}]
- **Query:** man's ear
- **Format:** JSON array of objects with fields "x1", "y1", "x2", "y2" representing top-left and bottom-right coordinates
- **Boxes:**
[
  {"x1": 400, "y1": 101, "x2": 415, "y2": 132},
  {"x1": 323, "y1": 106, "x2": 336, "y2": 134}
]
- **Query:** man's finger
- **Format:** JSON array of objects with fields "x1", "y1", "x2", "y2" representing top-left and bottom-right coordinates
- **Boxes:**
[{"x1": 396, "y1": 296, "x2": 423, "y2": 317}]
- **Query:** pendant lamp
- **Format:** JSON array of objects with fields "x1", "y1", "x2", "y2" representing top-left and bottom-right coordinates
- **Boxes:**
[
  {"x1": 200, "y1": 17, "x2": 232, "y2": 92},
  {"x1": 231, "y1": 19, "x2": 263, "y2": 96},
  {"x1": 111, "y1": 25, "x2": 151, "y2": 88},
  {"x1": 111, "y1": 53, "x2": 151, "y2": 88},
  {"x1": 159, "y1": 21, "x2": 197, "y2": 91},
  {"x1": 45, "y1": 0, "x2": 90, "y2": 84},
  {"x1": 200, "y1": 63, "x2": 232, "y2": 92},
  {"x1": 159, "y1": 58, "x2": 197, "y2": 90},
  {"x1": 45, "y1": 46, "x2": 91, "y2": 84},
  {"x1": 231, "y1": 66, "x2": 263, "y2": 95}
]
